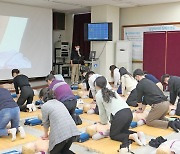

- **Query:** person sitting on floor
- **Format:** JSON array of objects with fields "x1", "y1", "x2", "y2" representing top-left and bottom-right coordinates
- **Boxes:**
[
  {"x1": 94, "y1": 76, "x2": 146, "y2": 147},
  {"x1": 45, "y1": 74, "x2": 77, "y2": 118},
  {"x1": 133, "y1": 69, "x2": 180, "y2": 132},
  {"x1": 39, "y1": 88, "x2": 80, "y2": 154},
  {"x1": 144, "y1": 71, "x2": 163, "y2": 91},
  {"x1": 161, "y1": 74, "x2": 180, "y2": 105},
  {"x1": 109, "y1": 65, "x2": 120, "y2": 88},
  {"x1": 12, "y1": 69, "x2": 35, "y2": 112},
  {"x1": 0, "y1": 87, "x2": 25, "y2": 141}
]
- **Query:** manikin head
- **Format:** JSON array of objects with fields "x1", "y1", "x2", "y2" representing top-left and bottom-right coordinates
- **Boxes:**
[
  {"x1": 11, "y1": 69, "x2": 20, "y2": 78},
  {"x1": 133, "y1": 69, "x2": 145, "y2": 81},
  {"x1": 45, "y1": 74, "x2": 55, "y2": 86},
  {"x1": 161, "y1": 74, "x2": 170, "y2": 84}
]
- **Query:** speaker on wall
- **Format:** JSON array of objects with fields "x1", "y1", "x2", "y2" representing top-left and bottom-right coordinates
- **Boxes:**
[
  {"x1": 53, "y1": 12, "x2": 65, "y2": 30},
  {"x1": 115, "y1": 40, "x2": 132, "y2": 73}
]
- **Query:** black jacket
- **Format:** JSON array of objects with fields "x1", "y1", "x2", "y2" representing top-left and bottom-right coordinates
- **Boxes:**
[{"x1": 168, "y1": 76, "x2": 180, "y2": 104}]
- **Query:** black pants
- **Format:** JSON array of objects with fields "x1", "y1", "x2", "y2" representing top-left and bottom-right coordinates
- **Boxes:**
[
  {"x1": 126, "y1": 89, "x2": 138, "y2": 107},
  {"x1": 110, "y1": 108, "x2": 135, "y2": 143},
  {"x1": 17, "y1": 86, "x2": 34, "y2": 112},
  {"x1": 61, "y1": 99, "x2": 77, "y2": 116},
  {"x1": 50, "y1": 137, "x2": 74, "y2": 154}
]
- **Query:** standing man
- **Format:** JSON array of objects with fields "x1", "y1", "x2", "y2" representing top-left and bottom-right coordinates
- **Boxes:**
[
  {"x1": 161, "y1": 74, "x2": 180, "y2": 105},
  {"x1": 70, "y1": 45, "x2": 81, "y2": 85},
  {"x1": 133, "y1": 69, "x2": 180, "y2": 132}
]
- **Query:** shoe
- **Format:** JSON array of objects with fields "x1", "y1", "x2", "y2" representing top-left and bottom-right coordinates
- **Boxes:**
[
  {"x1": 18, "y1": 126, "x2": 26, "y2": 138},
  {"x1": 168, "y1": 121, "x2": 179, "y2": 132},
  {"x1": 9, "y1": 128, "x2": 17, "y2": 141}
]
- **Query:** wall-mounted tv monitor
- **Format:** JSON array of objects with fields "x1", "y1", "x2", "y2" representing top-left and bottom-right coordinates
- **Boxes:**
[{"x1": 84, "y1": 22, "x2": 112, "y2": 41}]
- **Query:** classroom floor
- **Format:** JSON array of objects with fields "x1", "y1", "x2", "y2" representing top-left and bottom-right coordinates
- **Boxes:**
[{"x1": 0, "y1": 79, "x2": 180, "y2": 154}]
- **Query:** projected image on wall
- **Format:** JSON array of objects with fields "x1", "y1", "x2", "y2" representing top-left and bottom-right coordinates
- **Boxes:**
[{"x1": 0, "y1": 16, "x2": 31, "y2": 69}]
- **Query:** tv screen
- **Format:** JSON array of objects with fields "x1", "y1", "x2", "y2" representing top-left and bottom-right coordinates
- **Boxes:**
[{"x1": 84, "y1": 22, "x2": 112, "y2": 41}]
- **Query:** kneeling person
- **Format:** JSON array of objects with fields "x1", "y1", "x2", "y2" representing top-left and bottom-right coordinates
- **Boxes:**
[{"x1": 133, "y1": 69, "x2": 180, "y2": 132}]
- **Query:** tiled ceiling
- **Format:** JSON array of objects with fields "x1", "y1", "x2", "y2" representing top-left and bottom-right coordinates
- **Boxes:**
[{"x1": 0, "y1": 0, "x2": 180, "y2": 13}]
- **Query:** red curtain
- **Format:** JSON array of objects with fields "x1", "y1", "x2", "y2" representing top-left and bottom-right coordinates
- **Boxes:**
[
  {"x1": 72, "y1": 13, "x2": 91, "y2": 60},
  {"x1": 166, "y1": 31, "x2": 180, "y2": 76},
  {"x1": 143, "y1": 32, "x2": 166, "y2": 80}
]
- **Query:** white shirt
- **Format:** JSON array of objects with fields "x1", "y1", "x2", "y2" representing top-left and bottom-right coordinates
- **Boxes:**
[
  {"x1": 96, "y1": 89, "x2": 129, "y2": 124},
  {"x1": 121, "y1": 74, "x2": 137, "y2": 96},
  {"x1": 88, "y1": 74, "x2": 112, "y2": 98},
  {"x1": 54, "y1": 74, "x2": 64, "y2": 81},
  {"x1": 113, "y1": 68, "x2": 120, "y2": 88}
]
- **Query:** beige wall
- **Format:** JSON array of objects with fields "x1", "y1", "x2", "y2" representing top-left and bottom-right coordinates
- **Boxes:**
[{"x1": 91, "y1": 5, "x2": 120, "y2": 81}]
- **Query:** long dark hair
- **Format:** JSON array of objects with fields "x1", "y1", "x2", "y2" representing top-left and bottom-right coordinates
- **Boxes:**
[
  {"x1": 119, "y1": 67, "x2": 132, "y2": 78},
  {"x1": 109, "y1": 65, "x2": 117, "y2": 78},
  {"x1": 39, "y1": 88, "x2": 55, "y2": 102},
  {"x1": 94, "y1": 76, "x2": 116, "y2": 103}
]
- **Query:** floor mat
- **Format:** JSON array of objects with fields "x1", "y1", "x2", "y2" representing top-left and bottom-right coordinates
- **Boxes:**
[
  {"x1": 80, "y1": 114, "x2": 100, "y2": 122},
  {"x1": 75, "y1": 138, "x2": 139, "y2": 154},
  {"x1": 0, "y1": 133, "x2": 37, "y2": 151},
  {"x1": 131, "y1": 125, "x2": 174, "y2": 137},
  {"x1": 20, "y1": 109, "x2": 41, "y2": 119}
]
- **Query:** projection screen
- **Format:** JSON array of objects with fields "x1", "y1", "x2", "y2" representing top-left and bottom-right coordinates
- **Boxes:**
[{"x1": 0, "y1": 2, "x2": 52, "y2": 80}]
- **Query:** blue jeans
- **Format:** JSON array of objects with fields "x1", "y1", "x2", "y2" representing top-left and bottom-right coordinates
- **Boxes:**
[{"x1": 0, "y1": 107, "x2": 20, "y2": 136}]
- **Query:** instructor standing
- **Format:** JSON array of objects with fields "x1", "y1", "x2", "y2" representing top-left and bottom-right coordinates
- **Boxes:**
[{"x1": 70, "y1": 45, "x2": 81, "y2": 85}]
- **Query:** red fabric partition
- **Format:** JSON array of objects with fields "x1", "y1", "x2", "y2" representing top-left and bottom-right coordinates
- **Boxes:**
[
  {"x1": 143, "y1": 32, "x2": 166, "y2": 80},
  {"x1": 72, "y1": 13, "x2": 91, "y2": 60},
  {"x1": 166, "y1": 31, "x2": 180, "y2": 76}
]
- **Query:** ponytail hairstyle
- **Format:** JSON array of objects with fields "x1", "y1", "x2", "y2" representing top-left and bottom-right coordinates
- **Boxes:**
[
  {"x1": 119, "y1": 67, "x2": 133, "y2": 78},
  {"x1": 39, "y1": 88, "x2": 55, "y2": 102},
  {"x1": 109, "y1": 65, "x2": 117, "y2": 78},
  {"x1": 94, "y1": 76, "x2": 116, "y2": 103}
]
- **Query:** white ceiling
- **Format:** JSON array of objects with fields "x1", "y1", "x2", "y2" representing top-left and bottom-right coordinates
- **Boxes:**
[{"x1": 0, "y1": 0, "x2": 180, "y2": 13}]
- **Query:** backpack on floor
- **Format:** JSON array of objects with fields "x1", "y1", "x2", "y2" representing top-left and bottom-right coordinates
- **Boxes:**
[{"x1": 24, "y1": 117, "x2": 42, "y2": 126}]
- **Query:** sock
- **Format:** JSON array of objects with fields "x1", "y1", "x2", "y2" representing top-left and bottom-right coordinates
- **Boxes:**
[
  {"x1": 169, "y1": 109, "x2": 176, "y2": 116},
  {"x1": 27, "y1": 104, "x2": 33, "y2": 112},
  {"x1": 131, "y1": 133, "x2": 143, "y2": 146},
  {"x1": 87, "y1": 109, "x2": 95, "y2": 114},
  {"x1": 9, "y1": 128, "x2": 17, "y2": 141},
  {"x1": 92, "y1": 132, "x2": 105, "y2": 140},
  {"x1": 18, "y1": 126, "x2": 26, "y2": 138},
  {"x1": 31, "y1": 103, "x2": 37, "y2": 112},
  {"x1": 137, "y1": 131, "x2": 146, "y2": 145},
  {"x1": 137, "y1": 119, "x2": 146, "y2": 126}
]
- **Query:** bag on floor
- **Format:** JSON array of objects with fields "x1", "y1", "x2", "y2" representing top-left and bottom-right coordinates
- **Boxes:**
[
  {"x1": 24, "y1": 117, "x2": 42, "y2": 126},
  {"x1": 2, "y1": 150, "x2": 20, "y2": 154},
  {"x1": 176, "y1": 101, "x2": 180, "y2": 116},
  {"x1": 72, "y1": 114, "x2": 82, "y2": 125}
]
